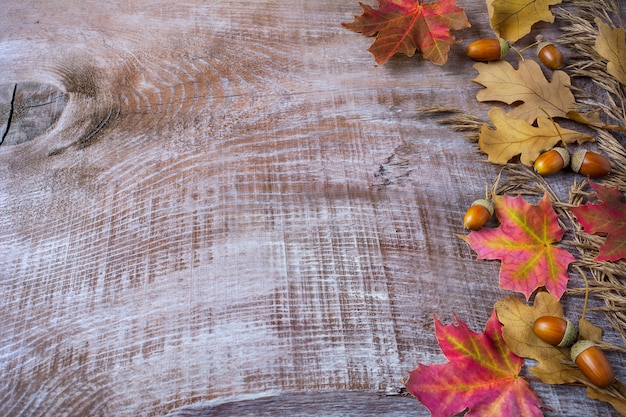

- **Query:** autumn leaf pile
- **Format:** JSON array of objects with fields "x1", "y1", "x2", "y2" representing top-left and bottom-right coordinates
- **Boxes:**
[{"x1": 344, "y1": 0, "x2": 626, "y2": 415}]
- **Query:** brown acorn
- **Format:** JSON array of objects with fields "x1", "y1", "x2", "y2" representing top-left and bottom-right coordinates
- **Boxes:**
[
  {"x1": 463, "y1": 199, "x2": 494, "y2": 230},
  {"x1": 537, "y1": 41, "x2": 564, "y2": 70},
  {"x1": 571, "y1": 340, "x2": 615, "y2": 388},
  {"x1": 533, "y1": 147, "x2": 570, "y2": 176},
  {"x1": 571, "y1": 150, "x2": 611, "y2": 178},
  {"x1": 532, "y1": 316, "x2": 577, "y2": 347},
  {"x1": 466, "y1": 38, "x2": 509, "y2": 62}
]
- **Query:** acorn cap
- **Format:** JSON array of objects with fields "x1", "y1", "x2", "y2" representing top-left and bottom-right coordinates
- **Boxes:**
[
  {"x1": 471, "y1": 199, "x2": 494, "y2": 216},
  {"x1": 558, "y1": 319, "x2": 578, "y2": 347},
  {"x1": 536, "y1": 40, "x2": 554, "y2": 55},
  {"x1": 498, "y1": 38, "x2": 510, "y2": 59},
  {"x1": 571, "y1": 150, "x2": 587, "y2": 174},
  {"x1": 571, "y1": 340, "x2": 597, "y2": 362},
  {"x1": 553, "y1": 147, "x2": 571, "y2": 168}
]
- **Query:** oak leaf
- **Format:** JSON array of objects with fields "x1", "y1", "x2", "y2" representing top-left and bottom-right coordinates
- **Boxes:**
[
  {"x1": 488, "y1": 0, "x2": 562, "y2": 42},
  {"x1": 473, "y1": 59, "x2": 577, "y2": 124},
  {"x1": 570, "y1": 181, "x2": 626, "y2": 262},
  {"x1": 587, "y1": 381, "x2": 626, "y2": 417},
  {"x1": 595, "y1": 18, "x2": 626, "y2": 86},
  {"x1": 342, "y1": 0, "x2": 471, "y2": 65},
  {"x1": 496, "y1": 293, "x2": 626, "y2": 415},
  {"x1": 494, "y1": 293, "x2": 592, "y2": 384},
  {"x1": 461, "y1": 192, "x2": 575, "y2": 300},
  {"x1": 479, "y1": 107, "x2": 594, "y2": 165},
  {"x1": 405, "y1": 311, "x2": 543, "y2": 417}
]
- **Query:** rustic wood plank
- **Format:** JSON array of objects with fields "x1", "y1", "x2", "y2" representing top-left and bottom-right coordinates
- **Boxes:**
[
  {"x1": 1, "y1": 1, "x2": 625, "y2": 416},
  {"x1": 0, "y1": 82, "x2": 67, "y2": 146}
]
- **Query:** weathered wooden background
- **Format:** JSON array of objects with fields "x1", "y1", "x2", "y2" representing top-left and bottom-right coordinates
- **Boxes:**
[{"x1": 1, "y1": 1, "x2": 625, "y2": 416}]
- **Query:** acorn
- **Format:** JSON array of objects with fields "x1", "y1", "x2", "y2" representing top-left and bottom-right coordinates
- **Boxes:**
[
  {"x1": 466, "y1": 38, "x2": 510, "y2": 62},
  {"x1": 537, "y1": 39, "x2": 564, "y2": 70},
  {"x1": 532, "y1": 316, "x2": 578, "y2": 347},
  {"x1": 571, "y1": 340, "x2": 615, "y2": 388},
  {"x1": 533, "y1": 147, "x2": 570, "y2": 176},
  {"x1": 463, "y1": 199, "x2": 494, "y2": 230},
  {"x1": 571, "y1": 150, "x2": 612, "y2": 178}
]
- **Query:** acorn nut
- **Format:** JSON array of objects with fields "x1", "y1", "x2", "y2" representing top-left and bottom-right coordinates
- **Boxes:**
[
  {"x1": 571, "y1": 340, "x2": 615, "y2": 388},
  {"x1": 571, "y1": 150, "x2": 611, "y2": 178},
  {"x1": 532, "y1": 316, "x2": 578, "y2": 347},
  {"x1": 463, "y1": 199, "x2": 494, "y2": 230},
  {"x1": 537, "y1": 41, "x2": 564, "y2": 70},
  {"x1": 466, "y1": 38, "x2": 510, "y2": 62},
  {"x1": 533, "y1": 147, "x2": 570, "y2": 176}
]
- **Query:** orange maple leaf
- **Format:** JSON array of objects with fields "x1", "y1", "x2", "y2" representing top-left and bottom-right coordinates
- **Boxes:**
[
  {"x1": 461, "y1": 192, "x2": 575, "y2": 300},
  {"x1": 342, "y1": 0, "x2": 471, "y2": 65}
]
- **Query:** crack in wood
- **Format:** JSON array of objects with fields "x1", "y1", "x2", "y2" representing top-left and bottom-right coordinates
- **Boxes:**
[
  {"x1": 24, "y1": 95, "x2": 65, "y2": 109},
  {"x1": 0, "y1": 83, "x2": 17, "y2": 146}
]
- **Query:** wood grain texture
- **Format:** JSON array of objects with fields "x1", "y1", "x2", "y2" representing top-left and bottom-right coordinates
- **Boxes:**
[{"x1": 1, "y1": 1, "x2": 625, "y2": 416}]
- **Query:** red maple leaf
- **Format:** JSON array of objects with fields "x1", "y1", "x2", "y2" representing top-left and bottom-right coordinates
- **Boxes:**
[
  {"x1": 342, "y1": 0, "x2": 471, "y2": 65},
  {"x1": 461, "y1": 192, "x2": 575, "y2": 300},
  {"x1": 570, "y1": 181, "x2": 626, "y2": 262},
  {"x1": 406, "y1": 311, "x2": 543, "y2": 417}
]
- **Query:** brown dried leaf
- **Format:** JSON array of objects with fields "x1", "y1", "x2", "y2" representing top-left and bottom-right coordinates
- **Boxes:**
[
  {"x1": 595, "y1": 18, "x2": 626, "y2": 86},
  {"x1": 578, "y1": 317, "x2": 603, "y2": 342},
  {"x1": 489, "y1": 0, "x2": 562, "y2": 42},
  {"x1": 494, "y1": 293, "x2": 589, "y2": 384},
  {"x1": 587, "y1": 381, "x2": 626, "y2": 417},
  {"x1": 478, "y1": 107, "x2": 594, "y2": 165},
  {"x1": 496, "y1": 294, "x2": 626, "y2": 415},
  {"x1": 473, "y1": 59, "x2": 577, "y2": 124},
  {"x1": 566, "y1": 110, "x2": 605, "y2": 128}
]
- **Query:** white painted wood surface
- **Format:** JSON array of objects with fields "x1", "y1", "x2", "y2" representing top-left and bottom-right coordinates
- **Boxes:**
[{"x1": 1, "y1": 1, "x2": 625, "y2": 415}]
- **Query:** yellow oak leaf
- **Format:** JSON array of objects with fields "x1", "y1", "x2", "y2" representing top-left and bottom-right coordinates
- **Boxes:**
[
  {"x1": 496, "y1": 293, "x2": 626, "y2": 415},
  {"x1": 479, "y1": 107, "x2": 593, "y2": 165},
  {"x1": 595, "y1": 18, "x2": 626, "y2": 86},
  {"x1": 473, "y1": 59, "x2": 577, "y2": 124},
  {"x1": 489, "y1": 0, "x2": 562, "y2": 42},
  {"x1": 494, "y1": 292, "x2": 594, "y2": 385}
]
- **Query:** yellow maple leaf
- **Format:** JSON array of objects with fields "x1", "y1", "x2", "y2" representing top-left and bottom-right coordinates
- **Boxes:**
[
  {"x1": 595, "y1": 18, "x2": 626, "y2": 86},
  {"x1": 489, "y1": 0, "x2": 562, "y2": 42},
  {"x1": 473, "y1": 59, "x2": 576, "y2": 124},
  {"x1": 479, "y1": 107, "x2": 594, "y2": 165}
]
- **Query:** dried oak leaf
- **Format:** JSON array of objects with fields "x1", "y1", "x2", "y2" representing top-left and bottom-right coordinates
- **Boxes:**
[
  {"x1": 494, "y1": 292, "x2": 591, "y2": 384},
  {"x1": 461, "y1": 192, "x2": 575, "y2": 300},
  {"x1": 496, "y1": 293, "x2": 626, "y2": 416},
  {"x1": 595, "y1": 18, "x2": 626, "y2": 86},
  {"x1": 570, "y1": 181, "x2": 626, "y2": 262},
  {"x1": 473, "y1": 59, "x2": 576, "y2": 124},
  {"x1": 342, "y1": 0, "x2": 471, "y2": 65},
  {"x1": 587, "y1": 382, "x2": 626, "y2": 417},
  {"x1": 405, "y1": 311, "x2": 543, "y2": 417},
  {"x1": 479, "y1": 107, "x2": 594, "y2": 165},
  {"x1": 488, "y1": 0, "x2": 562, "y2": 42}
]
